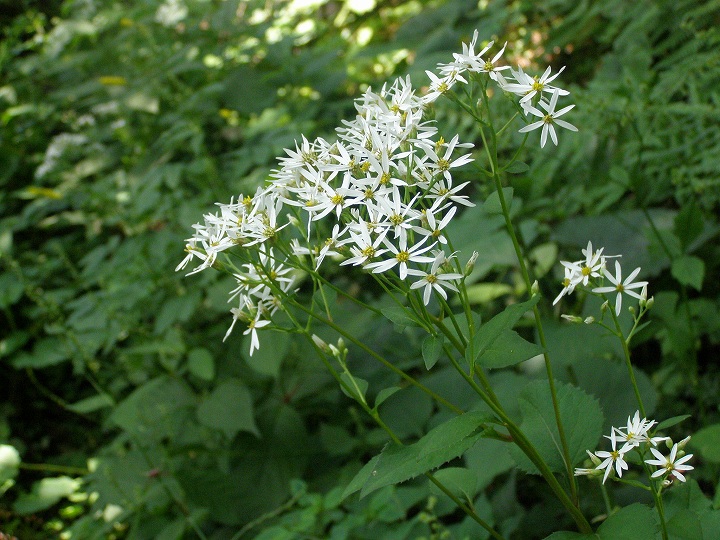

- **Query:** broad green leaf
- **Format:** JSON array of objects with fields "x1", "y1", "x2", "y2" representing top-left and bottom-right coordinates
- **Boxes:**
[
  {"x1": 422, "y1": 334, "x2": 444, "y2": 370},
  {"x1": 597, "y1": 504, "x2": 658, "y2": 539},
  {"x1": 374, "y1": 387, "x2": 401, "y2": 409},
  {"x1": 242, "y1": 330, "x2": 288, "y2": 378},
  {"x1": 197, "y1": 379, "x2": 260, "y2": 439},
  {"x1": 339, "y1": 372, "x2": 368, "y2": 403},
  {"x1": 477, "y1": 329, "x2": 544, "y2": 369},
  {"x1": 671, "y1": 255, "x2": 705, "y2": 291},
  {"x1": 381, "y1": 306, "x2": 422, "y2": 329},
  {"x1": 544, "y1": 533, "x2": 595, "y2": 539},
  {"x1": 505, "y1": 161, "x2": 529, "y2": 174},
  {"x1": 465, "y1": 295, "x2": 541, "y2": 369},
  {"x1": 511, "y1": 380, "x2": 603, "y2": 474},
  {"x1": 12, "y1": 337, "x2": 69, "y2": 368},
  {"x1": 14, "y1": 476, "x2": 81, "y2": 514},
  {"x1": 465, "y1": 283, "x2": 513, "y2": 304},
  {"x1": 0, "y1": 273, "x2": 23, "y2": 308},
  {"x1": 484, "y1": 187, "x2": 513, "y2": 215},
  {"x1": 67, "y1": 394, "x2": 114, "y2": 414},
  {"x1": 674, "y1": 204, "x2": 703, "y2": 250},
  {"x1": 656, "y1": 414, "x2": 691, "y2": 431},
  {"x1": 156, "y1": 518, "x2": 186, "y2": 540},
  {"x1": 187, "y1": 348, "x2": 215, "y2": 381},
  {"x1": 666, "y1": 509, "x2": 703, "y2": 540},
  {"x1": 429, "y1": 467, "x2": 478, "y2": 502},
  {"x1": 689, "y1": 423, "x2": 720, "y2": 463},
  {"x1": 344, "y1": 411, "x2": 490, "y2": 498},
  {"x1": 111, "y1": 376, "x2": 195, "y2": 442}
]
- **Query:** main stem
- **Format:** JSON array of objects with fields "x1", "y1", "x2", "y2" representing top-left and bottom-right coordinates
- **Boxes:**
[
  {"x1": 480, "y1": 104, "x2": 577, "y2": 502},
  {"x1": 608, "y1": 307, "x2": 646, "y2": 418}
]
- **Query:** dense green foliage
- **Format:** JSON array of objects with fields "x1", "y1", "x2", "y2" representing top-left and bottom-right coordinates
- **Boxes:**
[{"x1": 1, "y1": 0, "x2": 719, "y2": 538}]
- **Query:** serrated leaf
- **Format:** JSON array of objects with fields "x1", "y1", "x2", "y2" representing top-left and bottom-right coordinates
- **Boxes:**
[
  {"x1": 478, "y1": 329, "x2": 544, "y2": 369},
  {"x1": 422, "y1": 334, "x2": 444, "y2": 370},
  {"x1": 344, "y1": 411, "x2": 490, "y2": 499},
  {"x1": 484, "y1": 187, "x2": 513, "y2": 215},
  {"x1": 671, "y1": 255, "x2": 704, "y2": 290},
  {"x1": 597, "y1": 504, "x2": 658, "y2": 539},
  {"x1": 656, "y1": 414, "x2": 691, "y2": 431},
  {"x1": 429, "y1": 467, "x2": 478, "y2": 502},
  {"x1": 465, "y1": 295, "x2": 541, "y2": 369},
  {"x1": 510, "y1": 380, "x2": 603, "y2": 474},
  {"x1": 197, "y1": 379, "x2": 259, "y2": 438}
]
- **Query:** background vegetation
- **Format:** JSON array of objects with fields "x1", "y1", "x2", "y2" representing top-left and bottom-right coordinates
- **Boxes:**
[{"x1": 1, "y1": 0, "x2": 719, "y2": 538}]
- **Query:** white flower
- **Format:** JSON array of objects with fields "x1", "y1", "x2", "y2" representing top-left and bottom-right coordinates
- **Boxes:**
[
  {"x1": 595, "y1": 431, "x2": 629, "y2": 484},
  {"x1": 645, "y1": 444, "x2": 694, "y2": 483},
  {"x1": 406, "y1": 250, "x2": 463, "y2": 305},
  {"x1": 518, "y1": 90, "x2": 577, "y2": 148},
  {"x1": 592, "y1": 260, "x2": 648, "y2": 316},
  {"x1": 501, "y1": 65, "x2": 569, "y2": 104},
  {"x1": 613, "y1": 411, "x2": 667, "y2": 452},
  {"x1": 365, "y1": 235, "x2": 436, "y2": 280}
]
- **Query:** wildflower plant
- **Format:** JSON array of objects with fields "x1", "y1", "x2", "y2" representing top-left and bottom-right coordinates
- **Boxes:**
[{"x1": 178, "y1": 30, "x2": 694, "y2": 538}]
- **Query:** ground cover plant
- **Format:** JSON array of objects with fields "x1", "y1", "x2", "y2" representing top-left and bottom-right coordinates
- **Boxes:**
[{"x1": 1, "y1": 0, "x2": 719, "y2": 538}]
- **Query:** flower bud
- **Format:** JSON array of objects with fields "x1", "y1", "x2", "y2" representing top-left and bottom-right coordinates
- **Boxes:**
[
  {"x1": 677, "y1": 435, "x2": 691, "y2": 450},
  {"x1": 464, "y1": 251, "x2": 479, "y2": 277},
  {"x1": 312, "y1": 334, "x2": 330, "y2": 353},
  {"x1": 584, "y1": 316, "x2": 595, "y2": 324},
  {"x1": 561, "y1": 314, "x2": 583, "y2": 324},
  {"x1": 586, "y1": 449, "x2": 602, "y2": 467},
  {"x1": 645, "y1": 296, "x2": 654, "y2": 309},
  {"x1": 531, "y1": 280, "x2": 540, "y2": 296}
]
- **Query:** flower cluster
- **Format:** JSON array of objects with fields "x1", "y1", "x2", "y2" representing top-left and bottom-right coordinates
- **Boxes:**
[
  {"x1": 178, "y1": 31, "x2": 579, "y2": 354},
  {"x1": 575, "y1": 411, "x2": 693, "y2": 485},
  {"x1": 553, "y1": 241, "x2": 648, "y2": 316}
]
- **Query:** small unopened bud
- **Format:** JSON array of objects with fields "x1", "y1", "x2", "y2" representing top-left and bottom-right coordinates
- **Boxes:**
[
  {"x1": 600, "y1": 301, "x2": 609, "y2": 313},
  {"x1": 464, "y1": 251, "x2": 479, "y2": 277},
  {"x1": 531, "y1": 280, "x2": 540, "y2": 296},
  {"x1": 662, "y1": 478, "x2": 673, "y2": 488},
  {"x1": 677, "y1": 435, "x2": 691, "y2": 449},
  {"x1": 586, "y1": 450, "x2": 602, "y2": 467},
  {"x1": 312, "y1": 334, "x2": 330, "y2": 353},
  {"x1": 561, "y1": 314, "x2": 583, "y2": 324},
  {"x1": 645, "y1": 296, "x2": 654, "y2": 309},
  {"x1": 628, "y1": 305, "x2": 636, "y2": 315},
  {"x1": 584, "y1": 316, "x2": 595, "y2": 324},
  {"x1": 287, "y1": 214, "x2": 301, "y2": 228}
]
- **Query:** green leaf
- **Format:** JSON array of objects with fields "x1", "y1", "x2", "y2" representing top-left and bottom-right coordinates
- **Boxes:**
[
  {"x1": 689, "y1": 423, "x2": 720, "y2": 463},
  {"x1": 671, "y1": 255, "x2": 704, "y2": 291},
  {"x1": 674, "y1": 204, "x2": 703, "y2": 250},
  {"x1": 344, "y1": 411, "x2": 490, "y2": 499},
  {"x1": 381, "y1": 306, "x2": 422, "y2": 329},
  {"x1": 484, "y1": 187, "x2": 513, "y2": 215},
  {"x1": 339, "y1": 372, "x2": 368, "y2": 403},
  {"x1": 12, "y1": 337, "x2": 69, "y2": 368},
  {"x1": 242, "y1": 330, "x2": 288, "y2": 378},
  {"x1": 14, "y1": 476, "x2": 81, "y2": 514},
  {"x1": 656, "y1": 414, "x2": 691, "y2": 431},
  {"x1": 374, "y1": 387, "x2": 401, "y2": 409},
  {"x1": 544, "y1": 533, "x2": 595, "y2": 540},
  {"x1": 422, "y1": 334, "x2": 444, "y2": 370},
  {"x1": 197, "y1": 379, "x2": 260, "y2": 439},
  {"x1": 511, "y1": 380, "x2": 603, "y2": 474},
  {"x1": 187, "y1": 347, "x2": 215, "y2": 381},
  {"x1": 66, "y1": 394, "x2": 114, "y2": 414},
  {"x1": 111, "y1": 376, "x2": 195, "y2": 442},
  {"x1": 666, "y1": 509, "x2": 703, "y2": 540},
  {"x1": 465, "y1": 283, "x2": 513, "y2": 304},
  {"x1": 0, "y1": 273, "x2": 23, "y2": 308},
  {"x1": 465, "y1": 295, "x2": 541, "y2": 369},
  {"x1": 505, "y1": 161, "x2": 529, "y2": 174},
  {"x1": 477, "y1": 329, "x2": 544, "y2": 369},
  {"x1": 429, "y1": 467, "x2": 478, "y2": 502},
  {"x1": 596, "y1": 504, "x2": 658, "y2": 539}
]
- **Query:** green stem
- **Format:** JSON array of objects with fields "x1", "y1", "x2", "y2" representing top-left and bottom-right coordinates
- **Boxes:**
[
  {"x1": 482, "y1": 100, "x2": 577, "y2": 501},
  {"x1": 608, "y1": 305, "x2": 646, "y2": 418},
  {"x1": 289, "y1": 298, "x2": 464, "y2": 415},
  {"x1": 19, "y1": 462, "x2": 89, "y2": 475},
  {"x1": 444, "y1": 351, "x2": 593, "y2": 534}
]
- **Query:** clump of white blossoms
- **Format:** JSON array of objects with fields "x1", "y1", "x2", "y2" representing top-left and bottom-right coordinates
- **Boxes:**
[
  {"x1": 576, "y1": 411, "x2": 693, "y2": 486},
  {"x1": 178, "y1": 31, "x2": 578, "y2": 355},
  {"x1": 553, "y1": 241, "x2": 650, "y2": 317}
]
